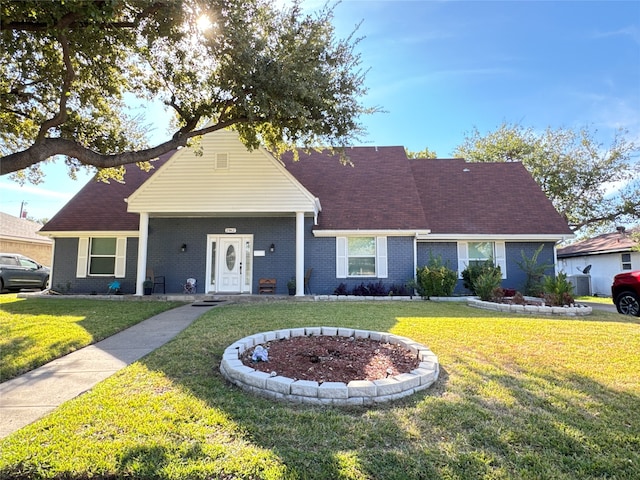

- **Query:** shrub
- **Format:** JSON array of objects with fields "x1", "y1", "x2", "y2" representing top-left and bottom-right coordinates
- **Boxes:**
[
  {"x1": 473, "y1": 270, "x2": 503, "y2": 301},
  {"x1": 542, "y1": 272, "x2": 575, "y2": 306},
  {"x1": 416, "y1": 255, "x2": 457, "y2": 299},
  {"x1": 517, "y1": 244, "x2": 554, "y2": 296},
  {"x1": 462, "y1": 260, "x2": 501, "y2": 294},
  {"x1": 388, "y1": 283, "x2": 411, "y2": 296},
  {"x1": 333, "y1": 283, "x2": 348, "y2": 295}
]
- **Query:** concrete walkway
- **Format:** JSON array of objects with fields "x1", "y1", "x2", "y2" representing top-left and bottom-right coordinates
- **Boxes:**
[{"x1": 0, "y1": 303, "x2": 216, "y2": 439}]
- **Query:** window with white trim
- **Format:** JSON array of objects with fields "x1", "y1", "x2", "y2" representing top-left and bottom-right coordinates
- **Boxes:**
[
  {"x1": 457, "y1": 241, "x2": 506, "y2": 279},
  {"x1": 336, "y1": 236, "x2": 388, "y2": 278},
  {"x1": 76, "y1": 237, "x2": 127, "y2": 278},
  {"x1": 622, "y1": 253, "x2": 632, "y2": 270}
]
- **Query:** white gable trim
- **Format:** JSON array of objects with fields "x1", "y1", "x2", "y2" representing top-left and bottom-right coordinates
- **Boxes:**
[{"x1": 126, "y1": 129, "x2": 319, "y2": 216}]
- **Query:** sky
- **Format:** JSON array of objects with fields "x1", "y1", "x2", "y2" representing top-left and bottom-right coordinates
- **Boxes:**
[{"x1": 1, "y1": 0, "x2": 639, "y2": 222}]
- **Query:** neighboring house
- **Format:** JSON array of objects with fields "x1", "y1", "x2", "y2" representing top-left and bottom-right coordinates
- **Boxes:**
[
  {"x1": 557, "y1": 228, "x2": 639, "y2": 296},
  {"x1": 39, "y1": 129, "x2": 573, "y2": 295},
  {"x1": 0, "y1": 212, "x2": 52, "y2": 266}
]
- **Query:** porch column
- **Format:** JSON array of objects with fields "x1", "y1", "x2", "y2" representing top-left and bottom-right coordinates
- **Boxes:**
[
  {"x1": 135, "y1": 212, "x2": 149, "y2": 296},
  {"x1": 295, "y1": 211, "x2": 305, "y2": 296}
]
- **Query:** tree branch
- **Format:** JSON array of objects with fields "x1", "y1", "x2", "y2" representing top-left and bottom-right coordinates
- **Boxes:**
[
  {"x1": 0, "y1": 2, "x2": 165, "y2": 32},
  {"x1": 37, "y1": 33, "x2": 74, "y2": 140},
  {"x1": 0, "y1": 119, "x2": 248, "y2": 175}
]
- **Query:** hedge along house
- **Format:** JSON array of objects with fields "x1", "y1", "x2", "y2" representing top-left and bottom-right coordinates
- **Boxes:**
[{"x1": 39, "y1": 129, "x2": 573, "y2": 296}]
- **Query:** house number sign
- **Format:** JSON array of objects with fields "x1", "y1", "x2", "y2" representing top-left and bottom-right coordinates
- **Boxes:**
[{"x1": 225, "y1": 228, "x2": 236, "y2": 233}]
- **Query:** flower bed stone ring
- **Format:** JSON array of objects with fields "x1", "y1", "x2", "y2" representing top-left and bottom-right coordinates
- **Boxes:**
[{"x1": 220, "y1": 327, "x2": 440, "y2": 406}]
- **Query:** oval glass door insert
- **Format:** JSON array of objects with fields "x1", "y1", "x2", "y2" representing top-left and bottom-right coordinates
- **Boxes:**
[{"x1": 226, "y1": 245, "x2": 236, "y2": 271}]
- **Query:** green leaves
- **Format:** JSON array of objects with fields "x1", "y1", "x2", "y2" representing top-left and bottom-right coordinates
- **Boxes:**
[{"x1": 1, "y1": 0, "x2": 373, "y2": 180}]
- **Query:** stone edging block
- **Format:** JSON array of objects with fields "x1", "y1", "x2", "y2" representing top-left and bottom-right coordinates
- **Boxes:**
[{"x1": 219, "y1": 328, "x2": 440, "y2": 406}]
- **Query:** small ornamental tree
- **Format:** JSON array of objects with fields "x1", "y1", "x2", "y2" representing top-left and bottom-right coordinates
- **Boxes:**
[{"x1": 517, "y1": 244, "x2": 554, "y2": 297}]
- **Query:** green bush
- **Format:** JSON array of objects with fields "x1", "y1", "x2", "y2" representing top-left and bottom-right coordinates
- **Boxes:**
[
  {"x1": 462, "y1": 260, "x2": 501, "y2": 294},
  {"x1": 416, "y1": 255, "x2": 457, "y2": 299},
  {"x1": 473, "y1": 270, "x2": 503, "y2": 301},
  {"x1": 542, "y1": 272, "x2": 575, "y2": 306}
]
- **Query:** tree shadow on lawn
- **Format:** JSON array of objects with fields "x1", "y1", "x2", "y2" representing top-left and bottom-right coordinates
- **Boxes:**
[
  {"x1": 124, "y1": 306, "x2": 640, "y2": 479},
  {"x1": 2, "y1": 302, "x2": 639, "y2": 479}
]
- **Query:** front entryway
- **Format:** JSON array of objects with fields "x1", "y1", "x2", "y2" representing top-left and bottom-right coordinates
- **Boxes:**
[{"x1": 206, "y1": 235, "x2": 253, "y2": 293}]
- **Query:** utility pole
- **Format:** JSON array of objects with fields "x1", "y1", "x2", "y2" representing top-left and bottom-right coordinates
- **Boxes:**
[{"x1": 19, "y1": 201, "x2": 27, "y2": 218}]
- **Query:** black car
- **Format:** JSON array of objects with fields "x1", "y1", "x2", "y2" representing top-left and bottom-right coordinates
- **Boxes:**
[
  {"x1": 611, "y1": 270, "x2": 640, "y2": 317},
  {"x1": 0, "y1": 253, "x2": 50, "y2": 292}
]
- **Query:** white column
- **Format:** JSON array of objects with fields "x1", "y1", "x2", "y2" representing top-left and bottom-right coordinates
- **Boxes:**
[
  {"x1": 295, "y1": 211, "x2": 305, "y2": 296},
  {"x1": 135, "y1": 212, "x2": 149, "y2": 296}
]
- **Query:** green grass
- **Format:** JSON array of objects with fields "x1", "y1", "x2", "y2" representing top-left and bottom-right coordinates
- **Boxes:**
[
  {"x1": 575, "y1": 295, "x2": 613, "y2": 304},
  {"x1": 1, "y1": 300, "x2": 639, "y2": 479},
  {"x1": 0, "y1": 295, "x2": 185, "y2": 381}
]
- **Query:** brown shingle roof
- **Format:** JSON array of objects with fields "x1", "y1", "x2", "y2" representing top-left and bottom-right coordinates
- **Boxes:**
[
  {"x1": 41, "y1": 145, "x2": 571, "y2": 237},
  {"x1": 40, "y1": 153, "x2": 172, "y2": 232},
  {"x1": 409, "y1": 159, "x2": 573, "y2": 235},
  {"x1": 557, "y1": 228, "x2": 638, "y2": 257},
  {"x1": 283, "y1": 146, "x2": 427, "y2": 230}
]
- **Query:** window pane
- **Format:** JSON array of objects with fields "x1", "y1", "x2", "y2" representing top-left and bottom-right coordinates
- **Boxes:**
[
  {"x1": 348, "y1": 237, "x2": 375, "y2": 256},
  {"x1": 89, "y1": 257, "x2": 115, "y2": 275},
  {"x1": 349, "y1": 258, "x2": 376, "y2": 276},
  {"x1": 91, "y1": 238, "x2": 116, "y2": 255},
  {"x1": 469, "y1": 242, "x2": 494, "y2": 260}
]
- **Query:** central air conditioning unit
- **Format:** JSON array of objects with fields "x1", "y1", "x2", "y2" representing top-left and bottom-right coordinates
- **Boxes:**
[{"x1": 567, "y1": 274, "x2": 591, "y2": 297}]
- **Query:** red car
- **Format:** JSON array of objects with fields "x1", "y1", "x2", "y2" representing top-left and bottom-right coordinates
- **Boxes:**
[{"x1": 611, "y1": 270, "x2": 640, "y2": 317}]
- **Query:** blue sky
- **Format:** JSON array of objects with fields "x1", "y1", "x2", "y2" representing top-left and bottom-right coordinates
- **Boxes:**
[{"x1": 2, "y1": 0, "x2": 639, "y2": 221}]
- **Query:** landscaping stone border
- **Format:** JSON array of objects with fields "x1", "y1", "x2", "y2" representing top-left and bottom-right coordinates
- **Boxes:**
[
  {"x1": 220, "y1": 327, "x2": 439, "y2": 406},
  {"x1": 467, "y1": 298, "x2": 592, "y2": 316}
]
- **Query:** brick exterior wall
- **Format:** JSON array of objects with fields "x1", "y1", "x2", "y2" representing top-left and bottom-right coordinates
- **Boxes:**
[
  {"x1": 49, "y1": 218, "x2": 558, "y2": 297},
  {"x1": 417, "y1": 241, "x2": 556, "y2": 294}
]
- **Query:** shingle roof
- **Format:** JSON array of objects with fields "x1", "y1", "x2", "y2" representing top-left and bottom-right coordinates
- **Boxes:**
[
  {"x1": 40, "y1": 152, "x2": 172, "y2": 233},
  {"x1": 557, "y1": 228, "x2": 638, "y2": 257},
  {"x1": 409, "y1": 159, "x2": 573, "y2": 235},
  {"x1": 0, "y1": 212, "x2": 52, "y2": 243},
  {"x1": 283, "y1": 146, "x2": 428, "y2": 230},
  {"x1": 41, "y1": 144, "x2": 572, "y2": 237}
]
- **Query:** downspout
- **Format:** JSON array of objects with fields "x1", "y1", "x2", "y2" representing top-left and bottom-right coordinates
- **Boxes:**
[{"x1": 135, "y1": 212, "x2": 149, "y2": 295}]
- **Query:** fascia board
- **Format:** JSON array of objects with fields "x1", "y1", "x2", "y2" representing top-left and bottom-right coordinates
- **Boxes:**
[
  {"x1": 38, "y1": 231, "x2": 140, "y2": 238},
  {"x1": 417, "y1": 233, "x2": 575, "y2": 242},
  {"x1": 313, "y1": 229, "x2": 431, "y2": 237}
]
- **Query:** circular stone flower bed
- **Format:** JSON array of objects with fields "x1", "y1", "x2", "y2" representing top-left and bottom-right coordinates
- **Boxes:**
[{"x1": 220, "y1": 327, "x2": 440, "y2": 406}]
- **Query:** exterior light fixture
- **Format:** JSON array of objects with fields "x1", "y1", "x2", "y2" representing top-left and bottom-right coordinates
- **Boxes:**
[
  {"x1": 269, "y1": 243, "x2": 275, "y2": 253},
  {"x1": 181, "y1": 243, "x2": 187, "y2": 252}
]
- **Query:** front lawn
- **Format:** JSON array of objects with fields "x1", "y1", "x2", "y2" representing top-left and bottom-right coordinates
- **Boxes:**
[
  {"x1": 0, "y1": 295, "x2": 185, "y2": 381},
  {"x1": 1, "y1": 301, "x2": 638, "y2": 479}
]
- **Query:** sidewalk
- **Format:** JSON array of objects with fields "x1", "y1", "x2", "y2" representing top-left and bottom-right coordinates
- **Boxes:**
[{"x1": 0, "y1": 303, "x2": 216, "y2": 439}]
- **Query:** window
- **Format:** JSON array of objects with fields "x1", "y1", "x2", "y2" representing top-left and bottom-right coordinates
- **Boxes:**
[
  {"x1": 622, "y1": 253, "x2": 632, "y2": 270},
  {"x1": 76, "y1": 237, "x2": 126, "y2": 278},
  {"x1": 457, "y1": 241, "x2": 506, "y2": 279},
  {"x1": 336, "y1": 236, "x2": 387, "y2": 278},
  {"x1": 89, "y1": 238, "x2": 117, "y2": 275}
]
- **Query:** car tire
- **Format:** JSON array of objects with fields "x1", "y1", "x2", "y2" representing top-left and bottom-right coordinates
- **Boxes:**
[
  {"x1": 615, "y1": 291, "x2": 640, "y2": 316},
  {"x1": 40, "y1": 276, "x2": 50, "y2": 291}
]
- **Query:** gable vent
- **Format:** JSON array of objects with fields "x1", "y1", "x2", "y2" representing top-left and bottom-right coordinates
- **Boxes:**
[{"x1": 215, "y1": 153, "x2": 229, "y2": 170}]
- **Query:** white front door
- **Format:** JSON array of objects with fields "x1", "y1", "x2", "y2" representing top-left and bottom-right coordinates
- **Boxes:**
[
  {"x1": 219, "y1": 238, "x2": 242, "y2": 292},
  {"x1": 206, "y1": 235, "x2": 253, "y2": 293}
]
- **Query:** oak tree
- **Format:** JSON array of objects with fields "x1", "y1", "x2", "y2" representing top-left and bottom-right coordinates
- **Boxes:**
[{"x1": 0, "y1": 0, "x2": 373, "y2": 182}]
